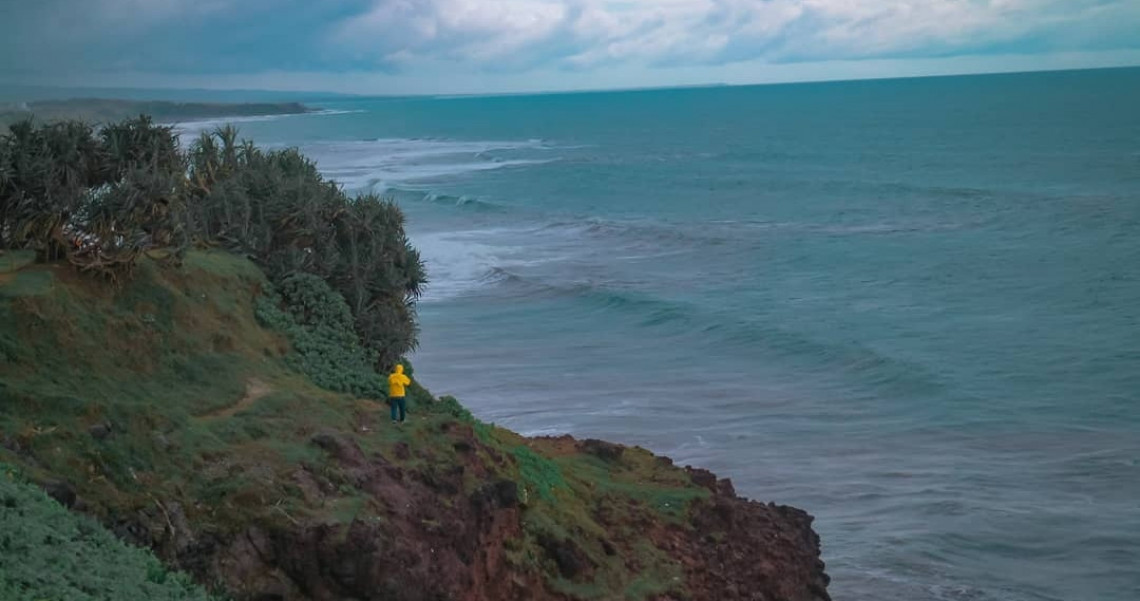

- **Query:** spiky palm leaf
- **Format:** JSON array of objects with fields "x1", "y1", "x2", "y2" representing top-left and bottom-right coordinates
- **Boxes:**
[{"x1": 3, "y1": 115, "x2": 426, "y2": 362}]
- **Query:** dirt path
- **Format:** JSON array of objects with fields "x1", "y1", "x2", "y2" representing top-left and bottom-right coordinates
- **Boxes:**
[{"x1": 200, "y1": 378, "x2": 272, "y2": 420}]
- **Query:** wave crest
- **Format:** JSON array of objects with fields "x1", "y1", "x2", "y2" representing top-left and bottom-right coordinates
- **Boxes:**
[{"x1": 301, "y1": 137, "x2": 557, "y2": 191}]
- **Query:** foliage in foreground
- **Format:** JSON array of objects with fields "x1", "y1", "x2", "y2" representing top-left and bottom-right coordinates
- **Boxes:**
[
  {"x1": 0, "y1": 464, "x2": 217, "y2": 601},
  {"x1": 0, "y1": 117, "x2": 425, "y2": 368}
]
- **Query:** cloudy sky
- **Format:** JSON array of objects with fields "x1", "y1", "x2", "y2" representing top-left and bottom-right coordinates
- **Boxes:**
[{"x1": 2, "y1": 0, "x2": 1139, "y2": 94}]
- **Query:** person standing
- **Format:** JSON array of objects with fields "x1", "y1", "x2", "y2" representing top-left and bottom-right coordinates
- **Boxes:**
[{"x1": 388, "y1": 364, "x2": 411, "y2": 424}]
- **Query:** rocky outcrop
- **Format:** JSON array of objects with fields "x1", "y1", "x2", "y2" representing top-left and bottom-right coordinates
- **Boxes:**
[
  {"x1": 665, "y1": 468, "x2": 830, "y2": 601},
  {"x1": 116, "y1": 427, "x2": 543, "y2": 601},
  {"x1": 109, "y1": 428, "x2": 829, "y2": 601}
]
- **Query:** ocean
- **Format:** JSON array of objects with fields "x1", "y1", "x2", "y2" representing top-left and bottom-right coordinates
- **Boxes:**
[{"x1": 179, "y1": 67, "x2": 1140, "y2": 601}]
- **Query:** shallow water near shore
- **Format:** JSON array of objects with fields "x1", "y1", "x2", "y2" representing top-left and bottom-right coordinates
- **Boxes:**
[{"x1": 185, "y1": 68, "x2": 1140, "y2": 601}]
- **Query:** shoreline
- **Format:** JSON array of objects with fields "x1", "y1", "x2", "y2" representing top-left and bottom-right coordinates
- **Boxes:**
[{"x1": 0, "y1": 98, "x2": 311, "y2": 127}]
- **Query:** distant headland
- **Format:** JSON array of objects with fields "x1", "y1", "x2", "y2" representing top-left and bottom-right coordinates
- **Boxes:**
[{"x1": 0, "y1": 98, "x2": 310, "y2": 127}]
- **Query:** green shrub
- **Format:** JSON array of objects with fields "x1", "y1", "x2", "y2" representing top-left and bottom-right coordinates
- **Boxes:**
[
  {"x1": 0, "y1": 464, "x2": 217, "y2": 601},
  {"x1": 255, "y1": 275, "x2": 387, "y2": 399},
  {"x1": 436, "y1": 395, "x2": 476, "y2": 422}
]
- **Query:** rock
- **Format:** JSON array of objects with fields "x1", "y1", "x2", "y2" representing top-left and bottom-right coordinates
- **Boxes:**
[
  {"x1": 291, "y1": 469, "x2": 325, "y2": 505},
  {"x1": 671, "y1": 496, "x2": 832, "y2": 601},
  {"x1": 310, "y1": 431, "x2": 365, "y2": 465},
  {"x1": 111, "y1": 517, "x2": 151, "y2": 547},
  {"x1": 420, "y1": 466, "x2": 461, "y2": 496},
  {"x1": 471, "y1": 479, "x2": 519, "y2": 511},
  {"x1": 309, "y1": 432, "x2": 341, "y2": 452},
  {"x1": 88, "y1": 421, "x2": 112, "y2": 440},
  {"x1": 580, "y1": 438, "x2": 624, "y2": 461},
  {"x1": 491, "y1": 480, "x2": 520, "y2": 508},
  {"x1": 716, "y1": 477, "x2": 736, "y2": 497},
  {"x1": 685, "y1": 467, "x2": 718, "y2": 492},
  {"x1": 41, "y1": 479, "x2": 76, "y2": 508},
  {"x1": 537, "y1": 534, "x2": 591, "y2": 579}
]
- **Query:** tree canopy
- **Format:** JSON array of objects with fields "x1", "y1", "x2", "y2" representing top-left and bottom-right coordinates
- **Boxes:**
[{"x1": 0, "y1": 116, "x2": 425, "y2": 368}]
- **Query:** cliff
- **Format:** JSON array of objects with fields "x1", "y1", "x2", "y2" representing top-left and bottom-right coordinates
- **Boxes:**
[{"x1": 0, "y1": 249, "x2": 829, "y2": 601}]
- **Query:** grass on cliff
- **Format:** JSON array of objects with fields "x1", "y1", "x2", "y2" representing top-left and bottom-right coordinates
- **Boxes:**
[
  {"x1": 0, "y1": 250, "x2": 353, "y2": 526},
  {"x1": 0, "y1": 463, "x2": 218, "y2": 601},
  {"x1": 497, "y1": 430, "x2": 707, "y2": 600},
  {"x1": 1, "y1": 249, "x2": 465, "y2": 531},
  {"x1": 0, "y1": 248, "x2": 711, "y2": 601}
]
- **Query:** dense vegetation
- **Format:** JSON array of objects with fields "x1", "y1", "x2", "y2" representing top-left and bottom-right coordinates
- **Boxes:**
[
  {"x1": 0, "y1": 117, "x2": 425, "y2": 370},
  {"x1": 254, "y1": 273, "x2": 389, "y2": 398},
  {"x1": 1, "y1": 464, "x2": 216, "y2": 601}
]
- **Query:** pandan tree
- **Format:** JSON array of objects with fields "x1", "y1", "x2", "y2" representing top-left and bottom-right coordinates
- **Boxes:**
[
  {"x1": 1, "y1": 115, "x2": 427, "y2": 367},
  {"x1": 0, "y1": 119, "x2": 106, "y2": 261},
  {"x1": 331, "y1": 194, "x2": 426, "y2": 368},
  {"x1": 183, "y1": 126, "x2": 426, "y2": 362}
]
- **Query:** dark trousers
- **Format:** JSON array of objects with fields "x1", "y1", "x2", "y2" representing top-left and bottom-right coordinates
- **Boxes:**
[{"x1": 389, "y1": 397, "x2": 406, "y2": 422}]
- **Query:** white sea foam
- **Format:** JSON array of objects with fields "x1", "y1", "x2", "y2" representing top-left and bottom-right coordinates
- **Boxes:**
[
  {"x1": 302, "y1": 138, "x2": 554, "y2": 190},
  {"x1": 411, "y1": 226, "x2": 565, "y2": 302},
  {"x1": 412, "y1": 230, "x2": 505, "y2": 302},
  {"x1": 170, "y1": 109, "x2": 363, "y2": 144},
  {"x1": 173, "y1": 114, "x2": 555, "y2": 192},
  {"x1": 324, "y1": 158, "x2": 552, "y2": 191}
]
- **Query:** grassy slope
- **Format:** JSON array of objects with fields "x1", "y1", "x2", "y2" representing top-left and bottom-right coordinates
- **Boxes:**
[
  {"x1": 0, "y1": 250, "x2": 709, "y2": 600},
  {"x1": 0, "y1": 463, "x2": 217, "y2": 601}
]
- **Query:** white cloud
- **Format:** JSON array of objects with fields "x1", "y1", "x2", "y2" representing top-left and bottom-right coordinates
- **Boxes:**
[
  {"x1": 332, "y1": 0, "x2": 1140, "y2": 69},
  {"x1": 2, "y1": 0, "x2": 1137, "y2": 89},
  {"x1": 52, "y1": 48, "x2": 1140, "y2": 96},
  {"x1": 336, "y1": 0, "x2": 572, "y2": 64}
]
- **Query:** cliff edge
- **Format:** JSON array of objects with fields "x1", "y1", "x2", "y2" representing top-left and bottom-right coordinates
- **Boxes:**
[{"x1": 0, "y1": 250, "x2": 829, "y2": 601}]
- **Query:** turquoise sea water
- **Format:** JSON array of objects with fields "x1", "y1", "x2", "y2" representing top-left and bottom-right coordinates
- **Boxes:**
[{"x1": 182, "y1": 68, "x2": 1140, "y2": 601}]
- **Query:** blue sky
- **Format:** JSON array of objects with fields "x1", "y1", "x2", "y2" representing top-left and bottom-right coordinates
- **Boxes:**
[{"x1": 2, "y1": 0, "x2": 1139, "y2": 94}]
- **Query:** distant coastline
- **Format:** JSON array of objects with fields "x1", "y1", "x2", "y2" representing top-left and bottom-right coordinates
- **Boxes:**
[{"x1": 0, "y1": 98, "x2": 310, "y2": 127}]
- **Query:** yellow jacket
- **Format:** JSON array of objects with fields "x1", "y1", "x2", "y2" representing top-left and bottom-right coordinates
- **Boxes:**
[{"x1": 388, "y1": 365, "x2": 411, "y2": 398}]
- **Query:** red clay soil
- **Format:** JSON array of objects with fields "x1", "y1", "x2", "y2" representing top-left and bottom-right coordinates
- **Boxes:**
[
  {"x1": 112, "y1": 427, "x2": 829, "y2": 601},
  {"x1": 656, "y1": 467, "x2": 831, "y2": 601}
]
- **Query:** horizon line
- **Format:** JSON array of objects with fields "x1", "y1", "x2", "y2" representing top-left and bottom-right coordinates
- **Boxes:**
[{"x1": 8, "y1": 63, "x2": 1139, "y2": 103}]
